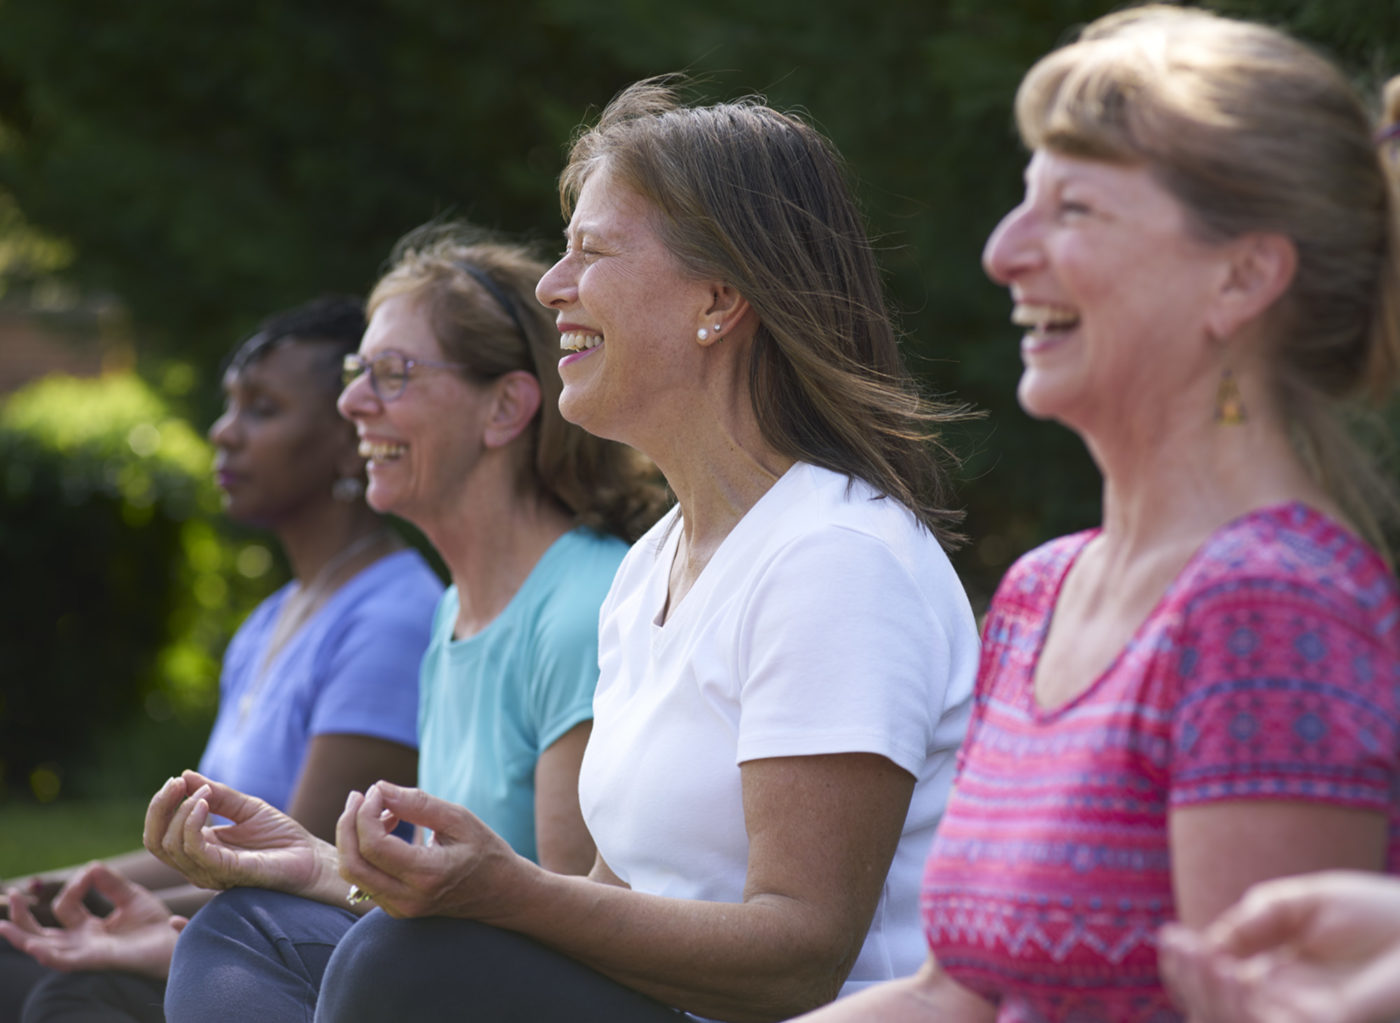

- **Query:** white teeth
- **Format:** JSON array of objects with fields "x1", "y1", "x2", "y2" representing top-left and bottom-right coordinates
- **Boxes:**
[
  {"x1": 1011, "y1": 303, "x2": 1079, "y2": 331},
  {"x1": 359, "y1": 440, "x2": 407, "y2": 462},
  {"x1": 559, "y1": 330, "x2": 603, "y2": 352}
]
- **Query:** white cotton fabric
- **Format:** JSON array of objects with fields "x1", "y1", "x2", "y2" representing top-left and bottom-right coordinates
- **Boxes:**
[{"x1": 578, "y1": 461, "x2": 979, "y2": 997}]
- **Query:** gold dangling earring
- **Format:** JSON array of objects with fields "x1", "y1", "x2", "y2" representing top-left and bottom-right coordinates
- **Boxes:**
[{"x1": 1214, "y1": 367, "x2": 1247, "y2": 425}]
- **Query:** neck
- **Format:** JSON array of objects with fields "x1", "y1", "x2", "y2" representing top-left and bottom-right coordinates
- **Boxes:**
[
  {"x1": 275, "y1": 501, "x2": 393, "y2": 586},
  {"x1": 645, "y1": 341, "x2": 794, "y2": 559},
  {"x1": 1084, "y1": 399, "x2": 1333, "y2": 559},
  {"x1": 420, "y1": 475, "x2": 574, "y2": 639}
]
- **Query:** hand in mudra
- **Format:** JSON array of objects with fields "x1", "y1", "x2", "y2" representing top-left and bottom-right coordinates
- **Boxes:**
[
  {"x1": 144, "y1": 770, "x2": 333, "y2": 896},
  {"x1": 0, "y1": 863, "x2": 184, "y2": 979},
  {"x1": 336, "y1": 781, "x2": 529, "y2": 920}
]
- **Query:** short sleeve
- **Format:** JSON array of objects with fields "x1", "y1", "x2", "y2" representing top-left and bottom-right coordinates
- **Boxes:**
[
  {"x1": 525, "y1": 581, "x2": 605, "y2": 755},
  {"x1": 1169, "y1": 577, "x2": 1400, "y2": 811},
  {"x1": 307, "y1": 573, "x2": 438, "y2": 749},
  {"x1": 733, "y1": 526, "x2": 964, "y2": 776}
]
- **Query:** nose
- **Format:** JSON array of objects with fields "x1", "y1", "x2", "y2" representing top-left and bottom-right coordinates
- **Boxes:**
[
  {"x1": 336, "y1": 367, "x2": 379, "y2": 423},
  {"x1": 982, "y1": 201, "x2": 1042, "y2": 287},
  {"x1": 535, "y1": 253, "x2": 576, "y2": 310},
  {"x1": 208, "y1": 408, "x2": 237, "y2": 448}
]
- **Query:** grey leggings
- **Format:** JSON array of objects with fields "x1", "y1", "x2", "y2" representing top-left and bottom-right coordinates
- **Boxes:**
[{"x1": 164, "y1": 887, "x2": 685, "y2": 1023}]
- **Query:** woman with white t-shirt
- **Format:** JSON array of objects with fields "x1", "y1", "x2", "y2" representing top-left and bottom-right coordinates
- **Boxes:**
[{"x1": 157, "y1": 79, "x2": 980, "y2": 1023}]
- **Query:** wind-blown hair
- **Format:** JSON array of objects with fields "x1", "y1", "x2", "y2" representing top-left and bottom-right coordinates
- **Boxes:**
[
  {"x1": 371, "y1": 223, "x2": 667, "y2": 543},
  {"x1": 560, "y1": 77, "x2": 972, "y2": 546}
]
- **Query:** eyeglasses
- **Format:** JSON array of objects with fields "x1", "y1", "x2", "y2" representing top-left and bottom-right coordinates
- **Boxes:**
[{"x1": 341, "y1": 350, "x2": 471, "y2": 402}]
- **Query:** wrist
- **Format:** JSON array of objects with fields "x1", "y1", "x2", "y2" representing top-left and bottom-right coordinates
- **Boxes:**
[{"x1": 306, "y1": 839, "x2": 349, "y2": 905}]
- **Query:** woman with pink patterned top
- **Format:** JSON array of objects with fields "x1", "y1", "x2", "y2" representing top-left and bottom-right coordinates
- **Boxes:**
[{"x1": 795, "y1": 6, "x2": 1400, "y2": 1022}]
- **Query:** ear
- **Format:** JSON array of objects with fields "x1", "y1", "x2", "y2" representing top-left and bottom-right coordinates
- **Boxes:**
[
  {"x1": 1206, "y1": 232, "x2": 1297, "y2": 342},
  {"x1": 482, "y1": 370, "x2": 543, "y2": 449},
  {"x1": 695, "y1": 283, "x2": 752, "y2": 348}
]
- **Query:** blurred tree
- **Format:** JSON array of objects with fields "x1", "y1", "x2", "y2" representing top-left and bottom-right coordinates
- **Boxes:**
[
  {"x1": 0, "y1": 0, "x2": 1395, "y2": 601},
  {"x1": 0, "y1": 371, "x2": 273, "y2": 801}
]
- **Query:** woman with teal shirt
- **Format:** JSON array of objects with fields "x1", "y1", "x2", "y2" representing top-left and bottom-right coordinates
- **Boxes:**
[{"x1": 127, "y1": 227, "x2": 664, "y2": 1023}]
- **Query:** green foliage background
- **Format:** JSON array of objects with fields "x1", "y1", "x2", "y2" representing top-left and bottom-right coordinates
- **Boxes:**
[
  {"x1": 0, "y1": 372, "x2": 275, "y2": 802},
  {"x1": 0, "y1": 1, "x2": 1396, "y2": 802}
]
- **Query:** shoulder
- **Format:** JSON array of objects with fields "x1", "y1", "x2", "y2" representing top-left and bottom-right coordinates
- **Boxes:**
[
  {"x1": 1173, "y1": 504, "x2": 1400, "y2": 641},
  {"x1": 987, "y1": 530, "x2": 1096, "y2": 616},
  {"x1": 754, "y1": 463, "x2": 944, "y2": 564},
  {"x1": 528, "y1": 527, "x2": 629, "y2": 641},
  {"x1": 736, "y1": 466, "x2": 978, "y2": 638},
  {"x1": 326, "y1": 550, "x2": 443, "y2": 645},
  {"x1": 534, "y1": 528, "x2": 629, "y2": 610},
  {"x1": 346, "y1": 549, "x2": 443, "y2": 612}
]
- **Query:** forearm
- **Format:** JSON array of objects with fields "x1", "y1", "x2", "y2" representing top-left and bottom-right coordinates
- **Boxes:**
[
  {"x1": 8, "y1": 848, "x2": 179, "y2": 892},
  {"x1": 488, "y1": 866, "x2": 862, "y2": 1022},
  {"x1": 105, "y1": 849, "x2": 186, "y2": 891}
]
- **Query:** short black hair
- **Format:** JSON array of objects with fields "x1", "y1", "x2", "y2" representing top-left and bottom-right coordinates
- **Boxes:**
[{"x1": 224, "y1": 295, "x2": 366, "y2": 384}]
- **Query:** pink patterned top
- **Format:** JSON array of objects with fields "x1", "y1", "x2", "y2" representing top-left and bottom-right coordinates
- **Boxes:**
[{"x1": 921, "y1": 503, "x2": 1400, "y2": 1022}]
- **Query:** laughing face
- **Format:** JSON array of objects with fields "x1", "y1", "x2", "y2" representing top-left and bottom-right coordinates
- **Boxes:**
[
  {"x1": 982, "y1": 149, "x2": 1230, "y2": 436},
  {"x1": 336, "y1": 293, "x2": 495, "y2": 531},
  {"x1": 534, "y1": 161, "x2": 716, "y2": 451}
]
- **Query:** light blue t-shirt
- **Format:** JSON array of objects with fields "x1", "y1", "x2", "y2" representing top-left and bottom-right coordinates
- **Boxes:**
[
  {"x1": 416, "y1": 526, "x2": 626, "y2": 863},
  {"x1": 199, "y1": 549, "x2": 442, "y2": 811}
]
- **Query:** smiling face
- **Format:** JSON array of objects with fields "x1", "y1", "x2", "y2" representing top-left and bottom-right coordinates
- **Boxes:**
[
  {"x1": 209, "y1": 340, "x2": 358, "y2": 529},
  {"x1": 983, "y1": 149, "x2": 1232, "y2": 436},
  {"x1": 534, "y1": 162, "x2": 716, "y2": 451},
  {"x1": 336, "y1": 293, "x2": 495, "y2": 530}
]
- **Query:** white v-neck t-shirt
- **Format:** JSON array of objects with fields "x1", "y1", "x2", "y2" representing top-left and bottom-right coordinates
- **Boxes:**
[{"x1": 578, "y1": 462, "x2": 978, "y2": 998}]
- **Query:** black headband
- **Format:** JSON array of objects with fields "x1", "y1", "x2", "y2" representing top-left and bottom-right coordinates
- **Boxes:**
[{"x1": 458, "y1": 262, "x2": 528, "y2": 341}]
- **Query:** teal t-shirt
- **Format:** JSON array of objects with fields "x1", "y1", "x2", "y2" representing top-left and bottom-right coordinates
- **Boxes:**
[{"x1": 416, "y1": 526, "x2": 627, "y2": 862}]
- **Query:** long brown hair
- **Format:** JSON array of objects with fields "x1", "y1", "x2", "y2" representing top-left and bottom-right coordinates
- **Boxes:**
[{"x1": 560, "y1": 78, "x2": 974, "y2": 547}]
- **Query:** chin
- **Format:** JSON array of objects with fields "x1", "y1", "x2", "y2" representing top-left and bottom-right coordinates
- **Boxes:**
[
  {"x1": 364, "y1": 481, "x2": 400, "y2": 517},
  {"x1": 1015, "y1": 374, "x2": 1063, "y2": 422}
]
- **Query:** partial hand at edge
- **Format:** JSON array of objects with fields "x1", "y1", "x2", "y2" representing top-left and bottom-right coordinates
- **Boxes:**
[
  {"x1": 0, "y1": 862, "x2": 184, "y2": 979},
  {"x1": 1160, "y1": 871, "x2": 1400, "y2": 1023}
]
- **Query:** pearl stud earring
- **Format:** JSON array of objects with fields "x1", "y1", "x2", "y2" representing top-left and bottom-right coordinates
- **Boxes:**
[{"x1": 697, "y1": 327, "x2": 709, "y2": 341}]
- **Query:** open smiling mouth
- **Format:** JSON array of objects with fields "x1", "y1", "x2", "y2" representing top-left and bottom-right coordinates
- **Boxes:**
[
  {"x1": 359, "y1": 440, "x2": 407, "y2": 462},
  {"x1": 1011, "y1": 303, "x2": 1080, "y2": 336},
  {"x1": 560, "y1": 331, "x2": 603, "y2": 353}
]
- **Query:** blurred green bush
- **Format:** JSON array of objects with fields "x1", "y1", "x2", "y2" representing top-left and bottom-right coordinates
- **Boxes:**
[{"x1": 0, "y1": 371, "x2": 277, "y2": 803}]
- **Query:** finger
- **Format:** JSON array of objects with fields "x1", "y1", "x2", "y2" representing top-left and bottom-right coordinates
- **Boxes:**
[
  {"x1": 1208, "y1": 878, "x2": 1316, "y2": 959},
  {"x1": 353, "y1": 787, "x2": 420, "y2": 876},
  {"x1": 336, "y1": 793, "x2": 409, "y2": 900},
  {"x1": 49, "y1": 866, "x2": 102, "y2": 931},
  {"x1": 180, "y1": 791, "x2": 217, "y2": 863},
  {"x1": 1158, "y1": 925, "x2": 1210, "y2": 1017},
  {"x1": 161, "y1": 785, "x2": 208, "y2": 864},
  {"x1": 0, "y1": 918, "x2": 34, "y2": 951},
  {"x1": 84, "y1": 862, "x2": 148, "y2": 912},
  {"x1": 6, "y1": 891, "x2": 45, "y2": 936},
  {"x1": 143, "y1": 776, "x2": 189, "y2": 856},
  {"x1": 373, "y1": 783, "x2": 461, "y2": 838},
  {"x1": 335, "y1": 790, "x2": 366, "y2": 866},
  {"x1": 181, "y1": 770, "x2": 270, "y2": 824}
]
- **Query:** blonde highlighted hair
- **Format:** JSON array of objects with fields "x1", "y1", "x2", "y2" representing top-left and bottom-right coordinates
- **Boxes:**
[
  {"x1": 1017, "y1": 5, "x2": 1400, "y2": 551},
  {"x1": 370, "y1": 224, "x2": 668, "y2": 543}
]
